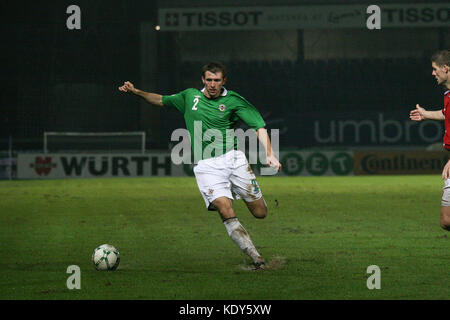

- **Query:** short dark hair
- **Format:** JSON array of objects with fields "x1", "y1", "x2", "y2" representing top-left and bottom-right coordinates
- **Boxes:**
[
  {"x1": 202, "y1": 61, "x2": 227, "y2": 79},
  {"x1": 431, "y1": 49, "x2": 450, "y2": 68}
]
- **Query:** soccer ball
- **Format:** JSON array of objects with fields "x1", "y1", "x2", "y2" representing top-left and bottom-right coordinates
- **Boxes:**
[{"x1": 92, "y1": 244, "x2": 120, "y2": 271}]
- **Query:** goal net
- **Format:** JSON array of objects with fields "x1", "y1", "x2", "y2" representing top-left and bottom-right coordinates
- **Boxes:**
[{"x1": 43, "y1": 132, "x2": 146, "y2": 154}]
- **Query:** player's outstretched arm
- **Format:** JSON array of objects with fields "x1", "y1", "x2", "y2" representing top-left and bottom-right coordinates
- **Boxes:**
[
  {"x1": 410, "y1": 104, "x2": 444, "y2": 121},
  {"x1": 443, "y1": 160, "x2": 450, "y2": 180},
  {"x1": 118, "y1": 81, "x2": 163, "y2": 107},
  {"x1": 256, "y1": 127, "x2": 282, "y2": 172}
]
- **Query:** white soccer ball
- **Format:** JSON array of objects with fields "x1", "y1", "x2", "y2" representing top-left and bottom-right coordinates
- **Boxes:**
[{"x1": 92, "y1": 244, "x2": 120, "y2": 271}]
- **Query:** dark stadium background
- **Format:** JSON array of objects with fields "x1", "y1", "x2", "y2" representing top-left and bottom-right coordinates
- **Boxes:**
[{"x1": 0, "y1": 0, "x2": 449, "y2": 177}]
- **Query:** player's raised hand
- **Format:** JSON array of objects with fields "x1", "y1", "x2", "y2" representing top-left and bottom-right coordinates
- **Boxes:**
[
  {"x1": 119, "y1": 81, "x2": 137, "y2": 94},
  {"x1": 410, "y1": 104, "x2": 426, "y2": 121},
  {"x1": 443, "y1": 160, "x2": 450, "y2": 180}
]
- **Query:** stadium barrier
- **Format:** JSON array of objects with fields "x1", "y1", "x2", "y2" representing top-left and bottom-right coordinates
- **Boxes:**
[
  {"x1": 17, "y1": 151, "x2": 354, "y2": 179},
  {"x1": 14, "y1": 150, "x2": 450, "y2": 179}
]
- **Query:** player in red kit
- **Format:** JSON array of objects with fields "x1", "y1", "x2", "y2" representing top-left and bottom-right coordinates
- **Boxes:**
[{"x1": 410, "y1": 49, "x2": 450, "y2": 230}]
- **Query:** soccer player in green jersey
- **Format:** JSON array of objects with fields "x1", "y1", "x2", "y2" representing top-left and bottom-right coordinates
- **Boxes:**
[{"x1": 119, "y1": 61, "x2": 281, "y2": 269}]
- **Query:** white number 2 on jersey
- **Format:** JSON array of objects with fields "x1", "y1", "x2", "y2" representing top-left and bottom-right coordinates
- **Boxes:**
[{"x1": 192, "y1": 97, "x2": 199, "y2": 110}]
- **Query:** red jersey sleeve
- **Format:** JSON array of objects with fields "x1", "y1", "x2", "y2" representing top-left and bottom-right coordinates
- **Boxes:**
[{"x1": 443, "y1": 90, "x2": 450, "y2": 149}]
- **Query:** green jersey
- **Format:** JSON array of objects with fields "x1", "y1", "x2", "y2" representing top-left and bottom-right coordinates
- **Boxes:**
[{"x1": 162, "y1": 88, "x2": 265, "y2": 160}]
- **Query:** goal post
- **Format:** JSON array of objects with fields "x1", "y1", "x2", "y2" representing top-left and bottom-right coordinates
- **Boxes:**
[{"x1": 43, "y1": 132, "x2": 146, "y2": 154}]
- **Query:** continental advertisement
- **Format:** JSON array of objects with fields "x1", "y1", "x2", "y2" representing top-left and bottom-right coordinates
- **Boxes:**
[{"x1": 354, "y1": 150, "x2": 449, "y2": 175}]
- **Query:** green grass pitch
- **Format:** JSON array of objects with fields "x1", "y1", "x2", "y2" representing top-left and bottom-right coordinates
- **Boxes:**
[{"x1": 0, "y1": 175, "x2": 449, "y2": 300}]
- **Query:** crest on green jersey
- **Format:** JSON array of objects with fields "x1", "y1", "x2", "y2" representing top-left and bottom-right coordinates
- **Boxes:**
[{"x1": 218, "y1": 104, "x2": 226, "y2": 112}]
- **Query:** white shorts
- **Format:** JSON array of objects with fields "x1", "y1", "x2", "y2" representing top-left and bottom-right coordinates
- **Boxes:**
[
  {"x1": 193, "y1": 150, "x2": 263, "y2": 210},
  {"x1": 442, "y1": 178, "x2": 450, "y2": 206}
]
